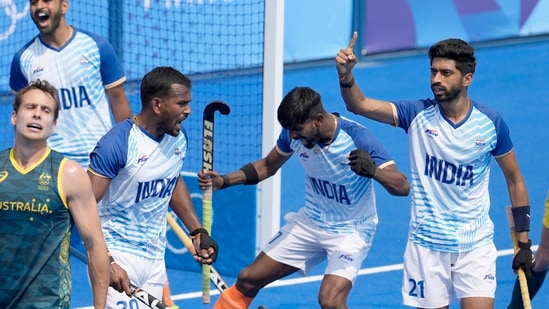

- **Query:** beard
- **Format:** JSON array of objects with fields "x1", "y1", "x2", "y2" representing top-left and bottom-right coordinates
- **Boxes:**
[{"x1": 432, "y1": 84, "x2": 462, "y2": 102}]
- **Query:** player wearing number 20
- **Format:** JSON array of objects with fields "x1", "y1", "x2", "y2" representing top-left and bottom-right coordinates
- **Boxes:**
[
  {"x1": 87, "y1": 67, "x2": 218, "y2": 308},
  {"x1": 336, "y1": 32, "x2": 533, "y2": 309},
  {"x1": 199, "y1": 86, "x2": 410, "y2": 308}
]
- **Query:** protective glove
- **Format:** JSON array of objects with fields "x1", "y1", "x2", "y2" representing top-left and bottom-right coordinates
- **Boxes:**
[
  {"x1": 512, "y1": 239, "x2": 535, "y2": 278},
  {"x1": 190, "y1": 228, "x2": 219, "y2": 262},
  {"x1": 349, "y1": 149, "x2": 376, "y2": 178}
]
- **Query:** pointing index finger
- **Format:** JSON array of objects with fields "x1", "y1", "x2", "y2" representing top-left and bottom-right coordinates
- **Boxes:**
[{"x1": 347, "y1": 31, "x2": 357, "y2": 50}]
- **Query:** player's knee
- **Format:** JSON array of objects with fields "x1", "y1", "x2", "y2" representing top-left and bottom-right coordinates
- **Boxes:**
[
  {"x1": 318, "y1": 291, "x2": 347, "y2": 309},
  {"x1": 235, "y1": 267, "x2": 261, "y2": 296}
]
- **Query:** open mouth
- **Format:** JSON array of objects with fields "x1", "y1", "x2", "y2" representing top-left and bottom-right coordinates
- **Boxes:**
[
  {"x1": 27, "y1": 123, "x2": 42, "y2": 130},
  {"x1": 37, "y1": 11, "x2": 50, "y2": 22}
]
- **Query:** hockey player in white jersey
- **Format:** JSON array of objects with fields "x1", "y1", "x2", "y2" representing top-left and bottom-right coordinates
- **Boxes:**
[
  {"x1": 199, "y1": 86, "x2": 410, "y2": 309},
  {"x1": 336, "y1": 32, "x2": 533, "y2": 309}
]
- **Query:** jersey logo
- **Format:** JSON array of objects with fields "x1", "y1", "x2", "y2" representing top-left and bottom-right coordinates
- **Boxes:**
[
  {"x1": 32, "y1": 66, "x2": 44, "y2": 75},
  {"x1": 79, "y1": 57, "x2": 91, "y2": 65},
  {"x1": 475, "y1": 138, "x2": 486, "y2": 151},
  {"x1": 0, "y1": 171, "x2": 8, "y2": 183},
  {"x1": 137, "y1": 155, "x2": 149, "y2": 164},
  {"x1": 38, "y1": 172, "x2": 52, "y2": 190},
  {"x1": 298, "y1": 152, "x2": 310, "y2": 160},
  {"x1": 424, "y1": 128, "x2": 439, "y2": 138}
]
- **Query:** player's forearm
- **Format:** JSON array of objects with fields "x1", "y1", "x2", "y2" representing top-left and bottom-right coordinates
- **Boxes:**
[
  {"x1": 373, "y1": 167, "x2": 410, "y2": 196},
  {"x1": 86, "y1": 245, "x2": 110, "y2": 308}
]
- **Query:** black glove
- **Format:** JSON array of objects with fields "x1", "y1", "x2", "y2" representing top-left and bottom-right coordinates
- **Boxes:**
[
  {"x1": 512, "y1": 239, "x2": 535, "y2": 278},
  {"x1": 349, "y1": 149, "x2": 377, "y2": 178},
  {"x1": 190, "y1": 228, "x2": 219, "y2": 262}
]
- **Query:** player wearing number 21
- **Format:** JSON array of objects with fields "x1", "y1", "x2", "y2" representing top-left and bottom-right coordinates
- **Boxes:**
[
  {"x1": 336, "y1": 32, "x2": 533, "y2": 309},
  {"x1": 0, "y1": 80, "x2": 110, "y2": 308},
  {"x1": 87, "y1": 67, "x2": 218, "y2": 308},
  {"x1": 198, "y1": 86, "x2": 410, "y2": 308}
]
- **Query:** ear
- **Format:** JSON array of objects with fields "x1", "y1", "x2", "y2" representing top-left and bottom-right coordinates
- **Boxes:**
[
  {"x1": 313, "y1": 113, "x2": 324, "y2": 126},
  {"x1": 62, "y1": 0, "x2": 70, "y2": 14},
  {"x1": 50, "y1": 120, "x2": 57, "y2": 134},
  {"x1": 151, "y1": 97, "x2": 162, "y2": 114},
  {"x1": 10, "y1": 111, "x2": 16, "y2": 126},
  {"x1": 463, "y1": 72, "x2": 473, "y2": 87}
]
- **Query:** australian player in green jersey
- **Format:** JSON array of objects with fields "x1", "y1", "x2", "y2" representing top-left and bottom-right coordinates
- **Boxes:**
[{"x1": 0, "y1": 79, "x2": 110, "y2": 308}]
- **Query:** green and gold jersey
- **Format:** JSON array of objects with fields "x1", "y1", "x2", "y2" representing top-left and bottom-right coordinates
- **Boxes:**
[{"x1": 0, "y1": 148, "x2": 73, "y2": 308}]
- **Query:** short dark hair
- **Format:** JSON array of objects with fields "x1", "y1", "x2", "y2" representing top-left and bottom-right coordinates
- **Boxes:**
[
  {"x1": 429, "y1": 38, "x2": 476, "y2": 75},
  {"x1": 277, "y1": 87, "x2": 325, "y2": 130},
  {"x1": 140, "y1": 66, "x2": 191, "y2": 106},
  {"x1": 14, "y1": 79, "x2": 60, "y2": 120}
]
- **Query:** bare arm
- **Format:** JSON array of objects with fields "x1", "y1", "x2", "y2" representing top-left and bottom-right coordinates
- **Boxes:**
[
  {"x1": 106, "y1": 84, "x2": 132, "y2": 122},
  {"x1": 335, "y1": 31, "x2": 396, "y2": 125},
  {"x1": 64, "y1": 161, "x2": 109, "y2": 309},
  {"x1": 373, "y1": 163, "x2": 410, "y2": 196},
  {"x1": 86, "y1": 169, "x2": 132, "y2": 296},
  {"x1": 496, "y1": 150, "x2": 530, "y2": 243},
  {"x1": 198, "y1": 146, "x2": 291, "y2": 190},
  {"x1": 169, "y1": 177, "x2": 217, "y2": 264}
]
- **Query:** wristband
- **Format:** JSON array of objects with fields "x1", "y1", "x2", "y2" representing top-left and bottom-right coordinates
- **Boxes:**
[
  {"x1": 240, "y1": 163, "x2": 259, "y2": 185},
  {"x1": 190, "y1": 228, "x2": 209, "y2": 238},
  {"x1": 339, "y1": 78, "x2": 354, "y2": 88},
  {"x1": 220, "y1": 174, "x2": 230, "y2": 189},
  {"x1": 512, "y1": 205, "x2": 531, "y2": 232},
  {"x1": 518, "y1": 239, "x2": 532, "y2": 249}
]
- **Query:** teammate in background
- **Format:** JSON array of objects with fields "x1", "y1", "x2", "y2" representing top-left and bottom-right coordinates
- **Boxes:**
[
  {"x1": 0, "y1": 80, "x2": 109, "y2": 308},
  {"x1": 87, "y1": 66, "x2": 218, "y2": 308},
  {"x1": 508, "y1": 191, "x2": 549, "y2": 308},
  {"x1": 199, "y1": 86, "x2": 410, "y2": 309},
  {"x1": 336, "y1": 32, "x2": 533, "y2": 309},
  {"x1": 9, "y1": 0, "x2": 132, "y2": 169}
]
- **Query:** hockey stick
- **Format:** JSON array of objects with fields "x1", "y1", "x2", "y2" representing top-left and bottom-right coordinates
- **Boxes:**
[
  {"x1": 166, "y1": 213, "x2": 230, "y2": 292},
  {"x1": 505, "y1": 206, "x2": 532, "y2": 309},
  {"x1": 69, "y1": 246, "x2": 170, "y2": 309},
  {"x1": 201, "y1": 100, "x2": 231, "y2": 303}
]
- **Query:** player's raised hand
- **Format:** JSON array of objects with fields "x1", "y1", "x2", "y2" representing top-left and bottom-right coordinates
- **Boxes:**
[{"x1": 336, "y1": 31, "x2": 358, "y2": 78}]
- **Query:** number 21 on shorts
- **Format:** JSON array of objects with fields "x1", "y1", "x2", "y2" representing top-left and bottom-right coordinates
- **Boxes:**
[{"x1": 408, "y1": 278, "x2": 425, "y2": 298}]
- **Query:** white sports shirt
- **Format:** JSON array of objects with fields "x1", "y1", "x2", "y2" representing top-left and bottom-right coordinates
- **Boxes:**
[
  {"x1": 277, "y1": 114, "x2": 395, "y2": 242},
  {"x1": 392, "y1": 99, "x2": 513, "y2": 252},
  {"x1": 10, "y1": 28, "x2": 127, "y2": 168},
  {"x1": 88, "y1": 119, "x2": 188, "y2": 260}
]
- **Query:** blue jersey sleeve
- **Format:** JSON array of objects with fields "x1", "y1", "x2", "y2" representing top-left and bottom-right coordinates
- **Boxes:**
[
  {"x1": 89, "y1": 119, "x2": 132, "y2": 178},
  {"x1": 392, "y1": 99, "x2": 437, "y2": 132},
  {"x1": 9, "y1": 39, "x2": 35, "y2": 92},
  {"x1": 342, "y1": 119, "x2": 393, "y2": 166},
  {"x1": 276, "y1": 129, "x2": 294, "y2": 153}
]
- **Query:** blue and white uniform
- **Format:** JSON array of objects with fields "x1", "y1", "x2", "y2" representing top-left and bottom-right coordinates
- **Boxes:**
[
  {"x1": 10, "y1": 28, "x2": 126, "y2": 168},
  {"x1": 394, "y1": 99, "x2": 511, "y2": 306},
  {"x1": 89, "y1": 118, "x2": 187, "y2": 260},
  {"x1": 263, "y1": 114, "x2": 395, "y2": 282},
  {"x1": 393, "y1": 99, "x2": 512, "y2": 252}
]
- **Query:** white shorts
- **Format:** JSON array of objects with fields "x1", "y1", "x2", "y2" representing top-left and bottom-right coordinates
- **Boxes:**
[
  {"x1": 106, "y1": 250, "x2": 167, "y2": 309},
  {"x1": 401, "y1": 240, "x2": 496, "y2": 308},
  {"x1": 262, "y1": 211, "x2": 373, "y2": 284}
]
